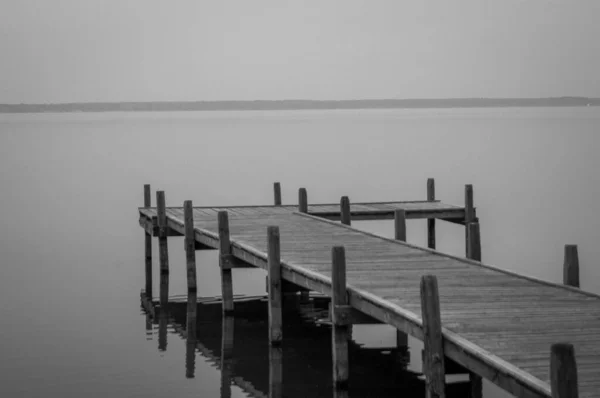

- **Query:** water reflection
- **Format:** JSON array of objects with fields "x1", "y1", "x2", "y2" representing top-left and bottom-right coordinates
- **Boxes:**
[
  {"x1": 142, "y1": 295, "x2": 472, "y2": 397},
  {"x1": 269, "y1": 346, "x2": 283, "y2": 398},
  {"x1": 186, "y1": 290, "x2": 197, "y2": 379}
]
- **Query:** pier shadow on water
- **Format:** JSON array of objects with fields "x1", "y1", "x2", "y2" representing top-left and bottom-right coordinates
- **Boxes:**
[{"x1": 141, "y1": 293, "x2": 471, "y2": 398}]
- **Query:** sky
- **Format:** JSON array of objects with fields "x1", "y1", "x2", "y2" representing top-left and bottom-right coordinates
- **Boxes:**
[{"x1": 1, "y1": 0, "x2": 599, "y2": 103}]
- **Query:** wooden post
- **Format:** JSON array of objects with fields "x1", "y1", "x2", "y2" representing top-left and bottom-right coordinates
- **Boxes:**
[
  {"x1": 427, "y1": 178, "x2": 436, "y2": 249},
  {"x1": 464, "y1": 184, "x2": 475, "y2": 256},
  {"x1": 467, "y1": 222, "x2": 482, "y2": 262},
  {"x1": 298, "y1": 188, "x2": 308, "y2": 213},
  {"x1": 420, "y1": 275, "x2": 445, "y2": 398},
  {"x1": 273, "y1": 182, "x2": 282, "y2": 206},
  {"x1": 394, "y1": 209, "x2": 407, "y2": 242},
  {"x1": 144, "y1": 184, "x2": 153, "y2": 300},
  {"x1": 340, "y1": 196, "x2": 351, "y2": 226},
  {"x1": 551, "y1": 343, "x2": 578, "y2": 398},
  {"x1": 218, "y1": 211, "x2": 234, "y2": 314},
  {"x1": 184, "y1": 200, "x2": 198, "y2": 373},
  {"x1": 268, "y1": 226, "x2": 283, "y2": 345},
  {"x1": 269, "y1": 346, "x2": 283, "y2": 398},
  {"x1": 221, "y1": 315, "x2": 234, "y2": 398},
  {"x1": 331, "y1": 246, "x2": 350, "y2": 388},
  {"x1": 394, "y1": 209, "x2": 408, "y2": 348},
  {"x1": 563, "y1": 245, "x2": 580, "y2": 288},
  {"x1": 157, "y1": 191, "x2": 169, "y2": 308},
  {"x1": 184, "y1": 201, "x2": 197, "y2": 294}
]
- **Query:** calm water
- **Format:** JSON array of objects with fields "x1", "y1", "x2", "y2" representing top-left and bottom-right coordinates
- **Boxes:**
[{"x1": 1, "y1": 107, "x2": 599, "y2": 397}]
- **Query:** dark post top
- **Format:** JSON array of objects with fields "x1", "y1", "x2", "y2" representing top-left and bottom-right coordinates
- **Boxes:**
[
  {"x1": 144, "y1": 184, "x2": 151, "y2": 207},
  {"x1": 465, "y1": 184, "x2": 475, "y2": 223},
  {"x1": 563, "y1": 245, "x2": 580, "y2": 288},
  {"x1": 340, "y1": 196, "x2": 351, "y2": 226},
  {"x1": 427, "y1": 178, "x2": 435, "y2": 201},
  {"x1": 273, "y1": 182, "x2": 282, "y2": 206},
  {"x1": 156, "y1": 191, "x2": 166, "y2": 227},
  {"x1": 298, "y1": 188, "x2": 308, "y2": 213}
]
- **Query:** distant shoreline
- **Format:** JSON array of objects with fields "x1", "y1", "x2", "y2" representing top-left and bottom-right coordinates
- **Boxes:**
[{"x1": 1, "y1": 97, "x2": 598, "y2": 113}]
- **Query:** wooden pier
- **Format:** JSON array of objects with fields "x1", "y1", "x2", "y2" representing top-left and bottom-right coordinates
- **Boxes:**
[{"x1": 138, "y1": 181, "x2": 595, "y2": 398}]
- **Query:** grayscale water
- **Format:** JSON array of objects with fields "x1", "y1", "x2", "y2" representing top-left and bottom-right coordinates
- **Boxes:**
[{"x1": 1, "y1": 107, "x2": 599, "y2": 397}]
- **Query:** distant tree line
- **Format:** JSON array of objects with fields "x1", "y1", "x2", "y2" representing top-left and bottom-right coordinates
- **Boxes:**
[{"x1": 1, "y1": 97, "x2": 598, "y2": 113}]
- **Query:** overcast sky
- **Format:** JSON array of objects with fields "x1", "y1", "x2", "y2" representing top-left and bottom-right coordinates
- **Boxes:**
[{"x1": 1, "y1": 0, "x2": 599, "y2": 103}]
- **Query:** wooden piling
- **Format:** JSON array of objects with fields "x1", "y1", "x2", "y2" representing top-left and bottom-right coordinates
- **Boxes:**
[
  {"x1": 184, "y1": 201, "x2": 197, "y2": 293},
  {"x1": 427, "y1": 178, "x2": 436, "y2": 249},
  {"x1": 268, "y1": 226, "x2": 283, "y2": 345},
  {"x1": 340, "y1": 196, "x2": 351, "y2": 226},
  {"x1": 218, "y1": 211, "x2": 234, "y2": 314},
  {"x1": 156, "y1": 191, "x2": 169, "y2": 308},
  {"x1": 467, "y1": 222, "x2": 482, "y2": 262},
  {"x1": 420, "y1": 275, "x2": 446, "y2": 398},
  {"x1": 331, "y1": 246, "x2": 350, "y2": 388},
  {"x1": 394, "y1": 209, "x2": 408, "y2": 348},
  {"x1": 184, "y1": 200, "x2": 198, "y2": 362},
  {"x1": 551, "y1": 343, "x2": 578, "y2": 398},
  {"x1": 465, "y1": 184, "x2": 475, "y2": 256},
  {"x1": 298, "y1": 188, "x2": 308, "y2": 213},
  {"x1": 563, "y1": 245, "x2": 580, "y2": 288},
  {"x1": 394, "y1": 209, "x2": 407, "y2": 242},
  {"x1": 144, "y1": 184, "x2": 153, "y2": 300},
  {"x1": 273, "y1": 182, "x2": 282, "y2": 206}
]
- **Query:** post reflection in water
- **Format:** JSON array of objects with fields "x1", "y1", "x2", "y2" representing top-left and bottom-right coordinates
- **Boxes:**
[
  {"x1": 158, "y1": 308, "x2": 168, "y2": 352},
  {"x1": 269, "y1": 346, "x2": 283, "y2": 398},
  {"x1": 221, "y1": 315, "x2": 234, "y2": 398},
  {"x1": 143, "y1": 296, "x2": 473, "y2": 397},
  {"x1": 185, "y1": 290, "x2": 197, "y2": 379},
  {"x1": 145, "y1": 313, "x2": 153, "y2": 340}
]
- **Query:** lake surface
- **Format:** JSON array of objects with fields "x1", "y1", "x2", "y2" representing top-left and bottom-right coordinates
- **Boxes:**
[{"x1": 1, "y1": 107, "x2": 599, "y2": 397}]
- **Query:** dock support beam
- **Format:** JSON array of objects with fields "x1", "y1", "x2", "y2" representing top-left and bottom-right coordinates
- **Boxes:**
[
  {"x1": 218, "y1": 211, "x2": 234, "y2": 315},
  {"x1": 340, "y1": 196, "x2": 351, "y2": 226},
  {"x1": 427, "y1": 178, "x2": 436, "y2": 249},
  {"x1": 157, "y1": 191, "x2": 169, "y2": 309},
  {"x1": 273, "y1": 182, "x2": 282, "y2": 206},
  {"x1": 299, "y1": 188, "x2": 308, "y2": 213},
  {"x1": 563, "y1": 245, "x2": 580, "y2": 288},
  {"x1": 144, "y1": 184, "x2": 153, "y2": 300},
  {"x1": 394, "y1": 209, "x2": 408, "y2": 348},
  {"x1": 420, "y1": 275, "x2": 446, "y2": 398},
  {"x1": 331, "y1": 246, "x2": 350, "y2": 388},
  {"x1": 551, "y1": 343, "x2": 578, "y2": 398},
  {"x1": 268, "y1": 226, "x2": 283, "y2": 345}
]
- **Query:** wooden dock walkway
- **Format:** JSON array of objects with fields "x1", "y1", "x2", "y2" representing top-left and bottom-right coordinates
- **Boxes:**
[{"x1": 138, "y1": 183, "x2": 594, "y2": 397}]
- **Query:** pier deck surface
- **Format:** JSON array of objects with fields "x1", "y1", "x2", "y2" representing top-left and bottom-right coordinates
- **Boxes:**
[{"x1": 139, "y1": 205, "x2": 600, "y2": 398}]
